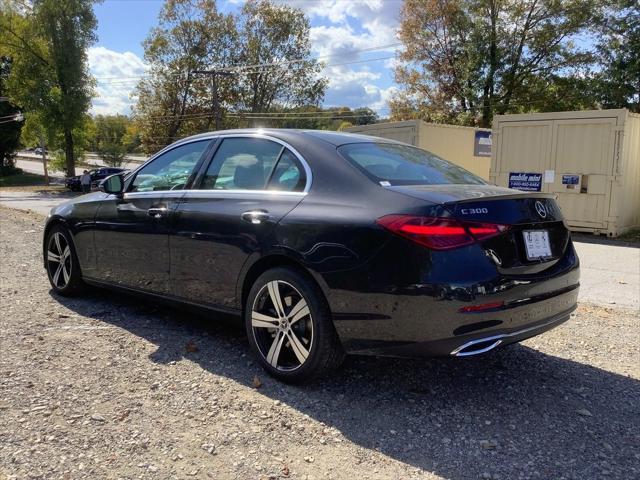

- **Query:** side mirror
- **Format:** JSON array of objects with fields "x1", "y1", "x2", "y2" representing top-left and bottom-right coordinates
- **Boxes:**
[{"x1": 100, "y1": 174, "x2": 124, "y2": 195}]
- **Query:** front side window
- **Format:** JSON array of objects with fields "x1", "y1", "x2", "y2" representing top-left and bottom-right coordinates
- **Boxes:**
[
  {"x1": 338, "y1": 143, "x2": 486, "y2": 186},
  {"x1": 129, "y1": 140, "x2": 210, "y2": 192},
  {"x1": 201, "y1": 138, "x2": 283, "y2": 190}
]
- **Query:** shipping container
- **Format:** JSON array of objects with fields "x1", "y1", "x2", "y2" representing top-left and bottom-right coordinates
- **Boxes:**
[
  {"x1": 491, "y1": 109, "x2": 640, "y2": 236},
  {"x1": 346, "y1": 120, "x2": 492, "y2": 179}
]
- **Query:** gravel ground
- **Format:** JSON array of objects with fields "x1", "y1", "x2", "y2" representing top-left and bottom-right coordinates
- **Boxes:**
[{"x1": 1, "y1": 206, "x2": 639, "y2": 480}]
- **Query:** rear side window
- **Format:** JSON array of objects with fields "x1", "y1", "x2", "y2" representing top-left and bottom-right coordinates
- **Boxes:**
[
  {"x1": 267, "y1": 149, "x2": 306, "y2": 192},
  {"x1": 201, "y1": 138, "x2": 282, "y2": 190},
  {"x1": 338, "y1": 143, "x2": 486, "y2": 186},
  {"x1": 200, "y1": 138, "x2": 307, "y2": 192}
]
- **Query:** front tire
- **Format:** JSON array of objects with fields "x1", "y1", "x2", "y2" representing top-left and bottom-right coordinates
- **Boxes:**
[
  {"x1": 45, "y1": 225, "x2": 86, "y2": 296},
  {"x1": 245, "y1": 267, "x2": 344, "y2": 383}
]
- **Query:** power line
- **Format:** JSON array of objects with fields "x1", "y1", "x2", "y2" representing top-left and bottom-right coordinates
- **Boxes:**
[
  {"x1": 137, "y1": 113, "x2": 384, "y2": 123},
  {"x1": 94, "y1": 54, "x2": 395, "y2": 85},
  {"x1": 92, "y1": 43, "x2": 401, "y2": 83},
  {"x1": 130, "y1": 108, "x2": 381, "y2": 122}
]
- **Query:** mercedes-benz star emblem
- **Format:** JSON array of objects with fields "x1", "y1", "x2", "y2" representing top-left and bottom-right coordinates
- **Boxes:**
[{"x1": 535, "y1": 200, "x2": 547, "y2": 218}]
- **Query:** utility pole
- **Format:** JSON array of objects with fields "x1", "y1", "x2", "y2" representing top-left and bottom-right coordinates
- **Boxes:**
[{"x1": 193, "y1": 70, "x2": 234, "y2": 131}]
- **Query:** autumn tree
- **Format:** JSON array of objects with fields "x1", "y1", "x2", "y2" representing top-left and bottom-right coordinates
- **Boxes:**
[
  {"x1": 134, "y1": 0, "x2": 238, "y2": 153},
  {"x1": 235, "y1": 0, "x2": 326, "y2": 121},
  {"x1": 134, "y1": 0, "x2": 327, "y2": 152},
  {"x1": 392, "y1": 0, "x2": 598, "y2": 127},
  {"x1": 0, "y1": 0, "x2": 97, "y2": 176}
]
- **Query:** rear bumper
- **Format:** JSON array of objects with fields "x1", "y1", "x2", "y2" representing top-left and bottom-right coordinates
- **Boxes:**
[
  {"x1": 335, "y1": 285, "x2": 578, "y2": 357},
  {"x1": 326, "y1": 238, "x2": 580, "y2": 357},
  {"x1": 368, "y1": 303, "x2": 575, "y2": 357}
]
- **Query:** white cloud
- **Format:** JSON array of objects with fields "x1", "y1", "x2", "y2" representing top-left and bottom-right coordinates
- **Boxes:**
[
  {"x1": 284, "y1": 0, "x2": 400, "y2": 47},
  {"x1": 291, "y1": 1, "x2": 401, "y2": 113},
  {"x1": 89, "y1": 1, "x2": 402, "y2": 116},
  {"x1": 89, "y1": 46, "x2": 147, "y2": 116}
]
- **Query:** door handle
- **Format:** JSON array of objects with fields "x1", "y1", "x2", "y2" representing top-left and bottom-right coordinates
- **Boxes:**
[
  {"x1": 241, "y1": 210, "x2": 270, "y2": 224},
  {"x1": 148, "y1": 207, "x2": 168, "y2": 219}
]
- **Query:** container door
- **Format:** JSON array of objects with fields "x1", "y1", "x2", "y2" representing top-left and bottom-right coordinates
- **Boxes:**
[
  {"x1": 492, "y1": 120, "x2": 553, "y2": 191},
  {"x1": 548, "y1": 117, "x2": 618, "y2": 229},
  {"x1": 378, "y1": 125, "x2": 417, "y2": 145}
]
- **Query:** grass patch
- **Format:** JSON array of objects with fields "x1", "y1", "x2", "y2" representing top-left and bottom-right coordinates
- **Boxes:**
[{"x1": 0, "y1": 171, "x2": 47, "y2": 187}]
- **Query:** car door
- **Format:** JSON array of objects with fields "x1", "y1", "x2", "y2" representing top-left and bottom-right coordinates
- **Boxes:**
[
  {"x1": 170, "y1": 135, "x2": 310, "y2": 309},
  {"x1": 92, "y1": 139, "x2": 213, "y2": 294}
]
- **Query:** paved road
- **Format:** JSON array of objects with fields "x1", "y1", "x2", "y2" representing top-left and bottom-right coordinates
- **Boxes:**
[
  {"x1": 15, "y1": 158, "x2": 73, "y2": 177},
  {"x1": 573, "y1": 241, "x2": 639, "y2": 310},
  {"x1": 0, "y1": 191, "x2": 637, "y2": 309},
  {"x1": 15, "y1": 153, "x2": 145, "y2": 178}
]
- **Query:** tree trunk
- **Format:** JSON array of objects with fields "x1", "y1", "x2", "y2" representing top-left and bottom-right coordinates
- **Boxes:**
[
  {"x1": 64, "y1": 128, "x2": 75, "y2": 177},
  {"x1": 481, "y1": 1, "x2": 498, "y2": 128},
  {"x1": 39, "y1": 132, "x2": 49, "y2": 186}
]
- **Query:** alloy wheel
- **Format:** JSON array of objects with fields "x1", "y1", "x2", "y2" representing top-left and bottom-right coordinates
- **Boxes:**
[
  {"x1": 251, "y1": 280, "x2": 313, "y2": 371},
  {"x1": 47, "y1": 232, "x2": 72, "y2": 289}
]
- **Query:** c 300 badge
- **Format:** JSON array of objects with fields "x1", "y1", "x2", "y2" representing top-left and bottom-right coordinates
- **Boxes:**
[{"x1": 460, "y1": 207, "x2": 488, "y2": 215}]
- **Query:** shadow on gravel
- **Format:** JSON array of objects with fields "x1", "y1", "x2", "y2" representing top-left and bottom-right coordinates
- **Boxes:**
[{"x1": 54, "y1": 288, "x2": 639, "y2": 480}]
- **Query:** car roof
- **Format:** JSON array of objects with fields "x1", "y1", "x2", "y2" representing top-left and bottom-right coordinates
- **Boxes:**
[{"x1": 174, "y1": 128, "x2": 405, "y2": 148}]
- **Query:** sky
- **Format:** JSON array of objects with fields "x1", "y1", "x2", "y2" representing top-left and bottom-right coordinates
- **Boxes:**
[{"x1": 90, "y1": 0, "x2": 403, "y2": 117}]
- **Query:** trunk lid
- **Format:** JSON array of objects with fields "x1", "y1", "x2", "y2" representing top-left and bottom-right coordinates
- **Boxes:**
[{"x1": 387, "y1": 184, "x2": 570, "y2": 274}]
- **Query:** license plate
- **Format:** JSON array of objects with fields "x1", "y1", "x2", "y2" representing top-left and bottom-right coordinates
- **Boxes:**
[{"x1": 523, "y1": 230, "x2": 552, "y2": 260}]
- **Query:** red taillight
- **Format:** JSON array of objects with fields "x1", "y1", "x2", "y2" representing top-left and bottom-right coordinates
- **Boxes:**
[
  {"x1": 467, "y1": 222, "x2": 510, "y2": 241},
  {"x1": 376, "y1": 215, "x2": 510, "y2": 250}
]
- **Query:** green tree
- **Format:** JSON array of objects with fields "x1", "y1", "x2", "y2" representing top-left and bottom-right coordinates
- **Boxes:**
[
  {"x1": 392, "y1": 0, "x2": 598, "y2": 127},
  {"x1": 594, "y1": 0, "x2": 639, "y2": 112},
  {"x1": 353, "y1": 107, "x2": 378, "y2": 125},
  {"x1": 0, "y1": 0, "x2": 96, "y2": 176},
  {"x1": 94, "y1": 114, "x2": 129, "y2": 166},
  {"x1": 0, "y1": 55, "x2": 23, "y2": 174},
  {"x1": 47, "y1": 115, "x2": 93, "y2": 173}
]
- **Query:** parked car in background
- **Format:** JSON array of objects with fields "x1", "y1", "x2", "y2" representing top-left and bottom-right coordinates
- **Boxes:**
[
  {"x1": 34, "y1": 147, "x2": 48, "y2": 155},
  {"x1": 65, "y1": 167, "x2": 127, "y2": 191},
  {"x1": 43, "y1": 129, "x2": 580, "y2": 382}
]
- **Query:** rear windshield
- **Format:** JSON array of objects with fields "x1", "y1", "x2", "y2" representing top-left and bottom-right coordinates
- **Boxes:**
[{"x1": 338, "y1": 143, "x2": 486, "y2": 186}]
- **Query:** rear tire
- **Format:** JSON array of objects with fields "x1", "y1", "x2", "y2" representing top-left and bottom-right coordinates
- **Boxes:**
[
  {"x1": 245, "y1": 267, "x2": 344, "y2": 383},
  {"x1": 44, "y1": 225, "x2": 86, "y2": 296}
]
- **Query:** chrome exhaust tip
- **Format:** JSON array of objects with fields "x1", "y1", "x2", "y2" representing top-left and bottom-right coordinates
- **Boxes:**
[
  {"x1": 450, "y1": 313, "x2": 573, "y2": 357},
  {"x1": 450, "y1": 335, "x2": 504, "y2": 357}
]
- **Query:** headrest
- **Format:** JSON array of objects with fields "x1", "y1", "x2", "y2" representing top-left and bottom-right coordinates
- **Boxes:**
[{"x1": 234, "y1": 163, "x2": 264, "y2": 189}]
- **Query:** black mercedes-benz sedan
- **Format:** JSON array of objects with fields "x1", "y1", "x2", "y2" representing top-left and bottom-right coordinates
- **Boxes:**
[{"x1": 42, "y1": 129, "x2": 579, "y2": 382}]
